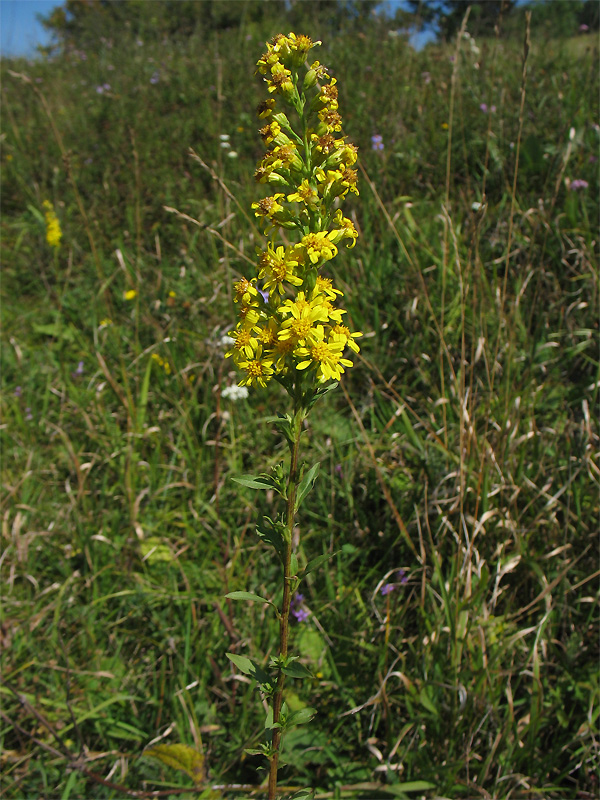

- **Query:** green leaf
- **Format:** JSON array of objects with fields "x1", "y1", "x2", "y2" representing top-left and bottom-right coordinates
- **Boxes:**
[
  {"x1": 244, "y1": 748, "x2": 266, "y2": 756},
  {"x1": 304, "y1": 381, "x2": 338, "y2": 411},
  {"x1": 419, "y1": 687, "x2": 438, "y2": 716},
  {"x1": 282, "y1": 660, "x2": 313, "y2": 679},
  {"x1": 300, "y1": 552, "x2": 337, "y2": 578},
  {"x1": 32, "y1": 321, "x2": 75, "y2": 342},
  {"x1": 265, "y1": 706, "x2": 275, "y2": 730},
  {"x1": 295, "y1": 462, "x2": 320, "y2": 512},
  {"x1": 225, "y1": 591, "x2": 272, "y2": 606},
  {"x1": 255, "y1": 517, "x2": 286, "y2": 559},
  {"x1": 144, "y1": 743, "x2": 204, "y2": 785},
  {"x1": 225, "y1": 653, "x2": 271, "y2": 685},
  {"x1": 380, "y1": 781, "x2": 436, "y2": 794},
  {"x1": 231, "y1": 475, "x2": 274, "y2": 490},
  {"x1": 289, "y1": 791, "x2": 314, "y2": 800},
  {"x1": 225, "y1": 652, "x2": 254, "y2": 674},
  {"x1": 286, "y1": 707, "x2": 316, "y2": 727}
]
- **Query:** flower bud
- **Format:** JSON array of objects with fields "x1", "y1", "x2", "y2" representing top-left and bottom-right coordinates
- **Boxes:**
[
  {"x1": 302, "y1": 267, "x2": 318, "y2": 295},
  {"x1": 303, "y1": 68, "x2": 318, "y2": 91}
]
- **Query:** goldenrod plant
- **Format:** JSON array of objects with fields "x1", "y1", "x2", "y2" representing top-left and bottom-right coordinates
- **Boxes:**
[{"x1": 224, "y1": 32, "x2": 361, "y2": 799}]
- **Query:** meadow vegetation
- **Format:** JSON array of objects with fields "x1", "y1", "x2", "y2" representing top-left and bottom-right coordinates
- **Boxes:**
[{"x1": 1, "y1": 2, "x2": 598, "y2": 797}]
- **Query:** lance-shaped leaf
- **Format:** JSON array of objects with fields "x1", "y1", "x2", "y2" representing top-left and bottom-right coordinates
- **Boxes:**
[
  {"x1": 256, "y1": 515, "x2": 286, "y2": 559},
  {"x1": 226, "y1": 652, "x2": 271, "y2": 686},
  {"x1": 232, "y1": 474, "x2": 275, "y2": 490},
  {"x1": 144, "y1": 743, "x2": 204, "y2": 786},
  {"x1": 304, "y1": 381, "x2": 338, "y2": 412},
  {"x1": 282, "y1": 659, "x2": 313, "y2": 679},
  {"x1": 286, "y1": 707, "x2": 317, "y2": 727},
  {"x1": 225, "y1": 591, "x2": 273, "y2": 607},
  {"x1": 299, "y1": 551, "x2": 338, "y2": 579},
  {"x1": 295, "y1": 462, "x2": 320, "y2": 512}
]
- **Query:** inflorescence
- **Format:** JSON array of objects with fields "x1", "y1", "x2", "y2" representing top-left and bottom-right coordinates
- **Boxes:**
[{"x1": 227, "y1": 33, "x2": 362, "y2": 390}]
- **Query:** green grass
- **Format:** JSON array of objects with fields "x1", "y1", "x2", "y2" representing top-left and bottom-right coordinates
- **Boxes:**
[{"x1": 1, "y1": 10, "x2": 598, "y2": 800}]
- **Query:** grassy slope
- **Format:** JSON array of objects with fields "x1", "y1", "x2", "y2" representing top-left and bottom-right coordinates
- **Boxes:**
[{"x1": 1, "y1": 13, "x2": 599, "y2": 800}]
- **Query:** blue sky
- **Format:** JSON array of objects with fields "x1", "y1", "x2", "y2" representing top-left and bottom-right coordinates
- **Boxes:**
[
  {"x1": 1, "y1": 0, "x2": 58, "y2": 57},
  {"x1": 0, "y1": 0, "x2": 434, "y2": 59}
]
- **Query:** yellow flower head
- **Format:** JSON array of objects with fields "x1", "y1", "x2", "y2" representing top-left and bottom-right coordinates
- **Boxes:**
[
  {"x1": 300, "y1": 231, "x2": 338, "y2": 265},
  {"x1": 237, "y1": 346, "x2": 275, "y2": 388},
  {"x1": 287, "y1": 179, "x2": 319, "y2": 210},
  {"x1": 234, "y1": 277, "x2": 259, "y2": 305},
  {"x1": 295, "y1": 325, "x2": 353, "y2": 383},
  {"x1": 267, "y1": 63, "x2": 293, "y2": 96},
  {"x1": 278, "y1": 292, "x2": 330, "y2": 344},
  {"x1": 252, "y1": 193, "x2": 286, "y2": 219},
  {"x1": 124, "y1": 289, "x2": 137, "y2": 301},
  {"x1": 258, "y1": 245, "x2": 303, "y2": 295}
]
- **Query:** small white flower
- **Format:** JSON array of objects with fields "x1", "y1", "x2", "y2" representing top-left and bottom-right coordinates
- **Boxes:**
[
  {"x1": 219, "y1": 134, "x2": 230, "y2": 141},
  {"x1": 227, "y1": 151, "x2": 238, "y2": 159},
  {"x1": 222, "y1": 385, "x2": 249, "y2": 401}
]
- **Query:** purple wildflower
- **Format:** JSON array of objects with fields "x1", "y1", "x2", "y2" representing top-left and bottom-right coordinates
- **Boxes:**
[
  {"x1": 479, "y1": 103, "x2": 488, "y2": 113},
  {"x1": 398, "y1": 569, "x2": 409, "y2": 585},
  {"x1": 73, "y1": 361, "x2": 84, "y2": 377},
  {"x1": 371, "y1": 134, "x2": 384, "y2": 151},
  {"x1": 150, "y1": 71, "x2": 160, "y2": 84},
  {"x1": 290, "y1": 592, "x2": 309, "y2": 622},
  {"x1": 422, "y1": 71, "x2": 431, "y2": 85},
  {"x1": 570, "y1": 179, "x2": 589, "y2": 191},
  {"x1": 14, "y1": 386, "x2": 22, "y2": 397},
  {"x1": 579, "y1": 23, "x2": 589, "y2": 33},
  {"x1": 25, "y1": 407, "x2": 33, "y2": 421},
  {"x1": 381, "y1": 583, "x2": 395, "y2": 596}
]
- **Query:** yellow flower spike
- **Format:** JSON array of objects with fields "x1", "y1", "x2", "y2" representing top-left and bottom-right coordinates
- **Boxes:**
[
  {"x1": 230, "y1": 32, "x2": 361, "y2": 395},
  {"x1": 43, "y1": 200, "x2": 62, "y2": 249}
]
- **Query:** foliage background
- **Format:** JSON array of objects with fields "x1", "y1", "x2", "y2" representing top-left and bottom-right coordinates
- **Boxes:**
[{"x1": 1, "y1": 1, "x2": 598, "y2": 798}]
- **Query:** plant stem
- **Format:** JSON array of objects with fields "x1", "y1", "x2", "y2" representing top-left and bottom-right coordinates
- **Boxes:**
[{"x1": 268, "y1": 406, "x2": 304, "y2": 799}]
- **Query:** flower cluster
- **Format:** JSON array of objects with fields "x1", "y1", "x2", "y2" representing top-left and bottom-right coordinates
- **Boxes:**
[
  {"x1": 43, "y1": 200, "x2": 62, "y2": 249},
  {"x1": 227, "y1": 33, "x2": 362, "y2": 391}
]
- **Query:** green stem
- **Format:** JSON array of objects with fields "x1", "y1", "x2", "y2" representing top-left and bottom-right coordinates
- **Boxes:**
[{"x1": 268, "y1": 405, "x2": 304, "y2": 800}]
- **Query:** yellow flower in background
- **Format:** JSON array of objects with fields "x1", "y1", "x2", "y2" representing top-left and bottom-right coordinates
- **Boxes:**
[
  {"x1": 124, "y1": 289, "x2": 137, "y2": 300},
  {"x1": 42, "y1": 200, "x2": 62, "y2": 249}
]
